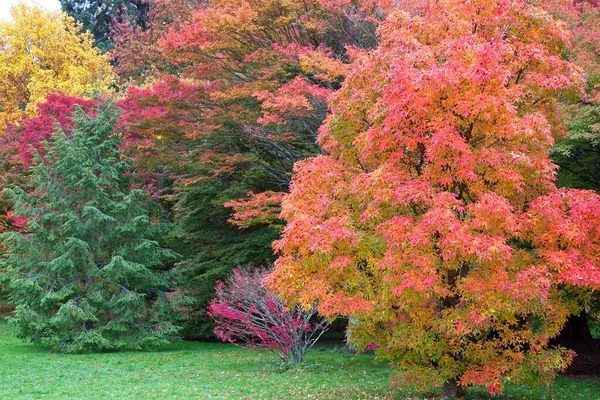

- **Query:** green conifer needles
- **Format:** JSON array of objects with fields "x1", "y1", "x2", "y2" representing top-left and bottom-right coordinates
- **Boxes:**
[{"x1": 2, "y1": 103, "x2": 180, "y2": 352}]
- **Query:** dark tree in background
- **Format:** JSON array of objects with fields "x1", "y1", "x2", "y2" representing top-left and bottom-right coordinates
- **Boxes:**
[
  {"x1": 552, "y1": 101, "x2": 600, "y2": 193},
  {"x1": 60, "y1": 0, "x2": 150, "y2": 51}
]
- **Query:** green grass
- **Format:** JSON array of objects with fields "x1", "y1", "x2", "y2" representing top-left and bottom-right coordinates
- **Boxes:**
[{"x1": 0, "y1": 322, "x2": 598, "y2": 399}]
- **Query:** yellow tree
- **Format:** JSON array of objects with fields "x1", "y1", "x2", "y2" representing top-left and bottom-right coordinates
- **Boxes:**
[{"x1": 0, "y1": 3, "x2": 114, "y2": 131}]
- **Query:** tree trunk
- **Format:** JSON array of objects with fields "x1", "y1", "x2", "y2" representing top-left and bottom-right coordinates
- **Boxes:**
[
  {"x1": 442, "y1": 378, "x2": 464, "y2": 399},
  {"x1": 555, "y1": 310, "x2": 593, "y2": 343}
]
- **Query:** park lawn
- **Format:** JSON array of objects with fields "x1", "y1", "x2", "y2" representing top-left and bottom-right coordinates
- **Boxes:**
[{"x1": 0, "y1": 322, "x2": 598, "y2": 399}]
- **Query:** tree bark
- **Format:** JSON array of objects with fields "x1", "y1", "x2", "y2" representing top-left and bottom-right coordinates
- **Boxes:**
[
  {"x1": 442, "y1": 378, "x2": 464, "y2": 399},
  {"x1": 555, "y1": 310, "x2": 593, "y2": 343}
]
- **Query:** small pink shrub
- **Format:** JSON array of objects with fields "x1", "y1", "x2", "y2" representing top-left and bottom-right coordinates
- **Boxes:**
[{"x1": 208, "y1": 268, "x2": 329, "y2": 365}]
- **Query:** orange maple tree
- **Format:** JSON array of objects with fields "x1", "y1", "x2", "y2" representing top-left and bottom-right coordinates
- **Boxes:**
[{"x1": 267, "y1": 0, "x2": 600, "y2": 396}]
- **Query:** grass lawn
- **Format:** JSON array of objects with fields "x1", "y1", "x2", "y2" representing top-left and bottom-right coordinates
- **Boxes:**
[{"x1": 0, "y1": 322, "x2": 598, "y2": 399}]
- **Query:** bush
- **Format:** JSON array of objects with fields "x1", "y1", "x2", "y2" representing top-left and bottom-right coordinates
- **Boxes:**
[{"x1": 208, "y1": 268, "x2": 329, "y2": 365}]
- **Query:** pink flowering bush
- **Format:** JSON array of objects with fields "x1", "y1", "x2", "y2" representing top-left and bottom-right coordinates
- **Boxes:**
[{"x1": 208, "y1": 268, "x2": 329, "y2": 365}]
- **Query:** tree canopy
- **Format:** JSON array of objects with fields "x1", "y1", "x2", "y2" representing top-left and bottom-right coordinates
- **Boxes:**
[
  {"x1": 0, "y1": 4, "x2": 114, "y2": 131},
  {"x1": 267, "y1": 0, "x2": 600, "y2": 395},
  {"x1": 60, "y1": 0, "x2": 150, "y2": 51}
]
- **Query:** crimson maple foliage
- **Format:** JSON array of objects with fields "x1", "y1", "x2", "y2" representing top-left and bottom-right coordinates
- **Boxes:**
[
  {"x1": 267, "y1": 0, "x2": 600, "y2": 396},
  {"x1": 16, "y1": 93, "x2": 98, "y2": 168}
]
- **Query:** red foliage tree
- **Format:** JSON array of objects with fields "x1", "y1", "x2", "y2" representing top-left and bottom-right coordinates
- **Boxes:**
[
  {"x1": 120, "y1": 0, "x2": 398, "y2": 227},
  {"x1": 208, "y1": 268, "x2": 329, "y2": 365},
  {"x1": 267, "y1": 0, "x2": 600, "y2": 396},
  {"x1": 17, "y1": 93, "x2": 98, "y2": 168},
  {"x1": 118, "y1": 2, "x2": 399, "y2": 338}
]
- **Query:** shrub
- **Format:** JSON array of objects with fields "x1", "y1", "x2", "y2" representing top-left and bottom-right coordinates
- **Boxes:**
[{"x1": 208, "y1": 268, "x2": 329, "y2": 365}]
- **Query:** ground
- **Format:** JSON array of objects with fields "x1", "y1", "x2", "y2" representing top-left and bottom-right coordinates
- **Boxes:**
[
  {"x1": 0, "y1": 322, "x2": 598, "y2": 399},
  {"x1": 563, "y1": 341, "x2": 600, "y2": 376}
]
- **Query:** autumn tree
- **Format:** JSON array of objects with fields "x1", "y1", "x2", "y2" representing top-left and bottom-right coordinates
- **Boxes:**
[
  {"x1": 2, "y1": 103, "x2": 180, "y2": 352},
  {"x1": 0, "y1": 94, "x2": 98, "y2": 219},
  {"x1": 542, "y1": 0, "x2": 600, "y2": 343},
  {"x1": 544, "y1": 0, "x2": 600, "y2": 192},
  {"x1": 267, "y1": 0, "x2": 600, "y2": 396},
  {"x1": 0, "y1": 3, "x2": 114, "y2": 131},
  {"x1": 120, "y1": 0, "x2": 396, "y2": 337},
  {"x1": 110, "y1": 0, "x2": 202, "y2": 84}
]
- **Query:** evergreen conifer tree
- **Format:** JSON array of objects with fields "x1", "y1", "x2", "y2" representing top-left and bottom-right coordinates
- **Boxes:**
[{"x1": 2, "y1": 103, "x2": 180, "y2": 353}]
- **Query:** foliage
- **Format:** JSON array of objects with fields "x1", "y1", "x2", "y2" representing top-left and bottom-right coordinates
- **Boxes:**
[
  {"x1": 120, "y1": 0, "x2": 400, "y2": 218},
  {"x1": 544, "y1": 1, "x2": 600, "y2": 192},
  {"x1": 544, "y1": 1, "x2": 600, "y2": 337},
  {"x1": 268, "y1": 0, "x2": 600, "y2": 396},
  {"x1": 208, "y1": 268, "x2": 329, "y2": 365},
  {"x1": 0, "y1": 93, "x2": 98, "y2": 223},
  {"x1": 110, "y1": 0, "x2": 202, "y2": 84},
  {"x1": 169, "y1": 180, "x2": 281, "y2": 338},
  {"x1": 552, "y1": 102, "x2": 600, "y2": 191},
  {"x1": 0, "y1": 3, "x2": 114, "y2": 132},
  {"x1": 1, "y1": 103, "x2": 180, "y2": 353},
  {"x1": 59, "y1": 0, "x2": 150, "y2": 51},
  {"x1": 15, "y1": 94, "x2": 98, "y2": 170},
  {"x1": 119, "y1": 0, "x2": 395, "y2": 338}
]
